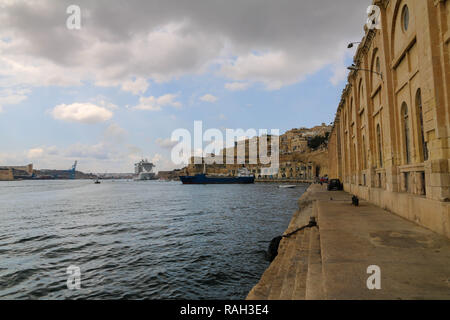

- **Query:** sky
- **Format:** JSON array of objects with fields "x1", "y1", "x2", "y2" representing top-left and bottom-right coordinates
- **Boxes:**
[{"x1": 0, "y1": 0, "x2": 371, "y2": 173}]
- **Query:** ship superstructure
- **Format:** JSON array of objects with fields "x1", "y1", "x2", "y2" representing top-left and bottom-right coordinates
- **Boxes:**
[{"x1": 134, "y1": 159, "x2": 156, "y2": 181}]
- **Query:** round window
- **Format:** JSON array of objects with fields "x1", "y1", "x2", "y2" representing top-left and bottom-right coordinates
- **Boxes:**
[{"x1": 402, "y1": 5, "x2": 409, "y2": 31}]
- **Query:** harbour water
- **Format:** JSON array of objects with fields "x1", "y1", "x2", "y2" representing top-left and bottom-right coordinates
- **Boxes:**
[{"x1": 0, "y1": 180, "x2": 307, "y2": 299}]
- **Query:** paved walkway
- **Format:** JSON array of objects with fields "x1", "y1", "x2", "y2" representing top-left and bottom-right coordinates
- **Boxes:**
[{"x1": 247, "y1": 184, "x2": 450, "y2": 300}]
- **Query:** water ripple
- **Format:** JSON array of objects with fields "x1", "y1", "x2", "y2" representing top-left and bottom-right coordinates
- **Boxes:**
[{"x1": 0, "y1": 180, "x2": 306, "y2": 299}]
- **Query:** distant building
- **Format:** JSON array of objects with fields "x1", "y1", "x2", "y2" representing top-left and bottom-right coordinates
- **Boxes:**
[
  {"x1": 0, "y1": 164, "x2": 33, "y2": 181},
  {"x1": 183, "y1": 125, "x2": 331, "y2": 180}
]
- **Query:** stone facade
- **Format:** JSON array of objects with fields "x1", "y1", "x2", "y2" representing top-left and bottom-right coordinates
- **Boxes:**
[
  {"x1": 0, "y1": 164, "x2": 33, "y2": 180},
  {"x1": 328, "y1": 0, "x2": 450, "y2": 238},
  {"x1": 184, "y1": 125, "x2": 331, "y2": 180},
  {"x1": 0, "y1": 168, "x2": 14, "y2": 181}
]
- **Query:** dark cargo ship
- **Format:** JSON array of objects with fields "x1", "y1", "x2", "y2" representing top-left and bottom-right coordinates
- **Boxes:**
[{"x1": 180, "y1": 167, "x2": 255, "y2": 184}]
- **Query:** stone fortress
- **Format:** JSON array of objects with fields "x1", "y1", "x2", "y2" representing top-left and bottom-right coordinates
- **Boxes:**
[
  {"x1": 183, "y1": 123, "x2": 332, "y2": 181},
  {"x1": 328, "y1": 0, "x2": 450, "y2": 238},
  {"x1": 0, "y1": 164, "x2": 33, "y2": 181}
]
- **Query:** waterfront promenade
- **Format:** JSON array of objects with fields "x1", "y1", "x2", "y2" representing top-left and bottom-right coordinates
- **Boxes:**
[{"x1": 247, "y1": 184, "x2": 450, "y2": 300}]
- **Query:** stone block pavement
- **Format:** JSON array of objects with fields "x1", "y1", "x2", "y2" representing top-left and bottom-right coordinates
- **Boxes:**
[{"x1": 247, "y1": 184, "x2": 450, "y2": 300}]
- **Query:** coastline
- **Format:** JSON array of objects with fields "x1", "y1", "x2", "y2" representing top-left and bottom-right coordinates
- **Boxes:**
[
  {"x1": 247, "y1": 184, "x2": 450, "y2": 300},
  {"x1": 246, "y1": 183, "x2": 322, "y2": 300}
]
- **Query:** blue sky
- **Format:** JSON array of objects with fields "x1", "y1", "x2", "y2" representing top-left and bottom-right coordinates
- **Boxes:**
[{"x1": 0, "y1": 0, "x2": 368, "y2": 172}]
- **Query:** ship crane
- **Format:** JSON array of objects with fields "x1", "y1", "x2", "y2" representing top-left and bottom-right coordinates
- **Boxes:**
[{"x1": 69, "y1": 161, "x2": 77, "y2": 179}]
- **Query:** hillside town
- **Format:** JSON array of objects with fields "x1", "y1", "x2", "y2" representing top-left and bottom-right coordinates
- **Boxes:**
[{"x1": 181, "y1": 123, "x2": 331, "y2": 181}]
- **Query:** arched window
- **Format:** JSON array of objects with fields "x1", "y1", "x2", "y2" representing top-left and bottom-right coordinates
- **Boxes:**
[
  {"x1": 402, "y1": 5, "x2": 409, "y2": 32},
  {"x1": 376, "y1": 57, "x2": 381, "y2": 74},
  {"x1": 349, "y1": 99, "x2": 353, "y2": 124},
  {"x1": 376, "y1": 124, "x2": 383, "y2": 168},
  {"x1": 359, "y1": 81, "x2": 365, "y2": 111},
  {"x1": 401, "y1": 102, "x2": 411, "y2": 164},
  {"x1": 362, "y1": 136, "x2": 367, "y2": 170},
  {"x1": 416, "y1": 89, "x2": 428, "y2": 161}
]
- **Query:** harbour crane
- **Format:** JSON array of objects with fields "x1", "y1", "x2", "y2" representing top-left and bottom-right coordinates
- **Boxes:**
[{"x1": 69, "y1": 161, "x2": 77, "y2": 179}]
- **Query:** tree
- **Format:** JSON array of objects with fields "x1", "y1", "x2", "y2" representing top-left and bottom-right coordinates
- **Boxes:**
[{"x1": 307, "y1": 132, "x2": 330, "y2": 150}]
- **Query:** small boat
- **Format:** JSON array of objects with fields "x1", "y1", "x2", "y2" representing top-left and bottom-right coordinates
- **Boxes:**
[{"x1": 279, "y1": 185, "x2": 296, "y2": 189}]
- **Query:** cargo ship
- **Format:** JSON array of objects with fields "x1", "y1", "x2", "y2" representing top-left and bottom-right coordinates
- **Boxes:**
[{"x1": 180, "y1": 167, "x2": 254, "y2": 184}]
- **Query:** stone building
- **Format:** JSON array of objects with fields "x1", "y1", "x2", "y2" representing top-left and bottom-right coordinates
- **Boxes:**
[
  {"x1": 328, "y1": 0, "x2": 450, "y2": 238},
  {"x1": 0, "y1": 168, "x2": 14, "y2": 181},
  {"x1": 0, "y1": 164, "x2": 33, "y2": 181},
  {"x1": 184, "y1": 133, "x2": 321, "y2": 180},
  {"x1": 280, "y1": 124, "x2": 331, "y2": 154}
]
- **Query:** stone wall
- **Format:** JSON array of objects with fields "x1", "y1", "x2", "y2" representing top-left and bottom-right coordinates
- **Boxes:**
[
  {"x1": 0, "y1": 168, "x2": 14, "y2": 181},
  {"x1": 328, "y1": 0, "x2": 450, "y2": 238}
]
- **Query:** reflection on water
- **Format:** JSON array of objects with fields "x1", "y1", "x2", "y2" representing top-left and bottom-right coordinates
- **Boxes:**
[{"x1": 0, "y1": 180, "x2": 307, "y2": 299}]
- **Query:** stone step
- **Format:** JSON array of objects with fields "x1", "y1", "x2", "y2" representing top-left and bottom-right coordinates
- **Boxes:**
[
  {"x1": 278, "y1": 231, "x2": 305, "y2": 299},
  {"x1": 267, "y1": 232, "x2": 299, "y2": 299},
  {"x1": 305, "y1": 226, "x2": 325, "y2": 300},
  {"x1": 246, "y1": 260, "x2": 279, "y2": 299},
  {"x1": 291, "y1": 228, "x2": 311, "y2": 299},
  {"x1": 246, "y1": 238, "x2": 287, "y2": 300}
]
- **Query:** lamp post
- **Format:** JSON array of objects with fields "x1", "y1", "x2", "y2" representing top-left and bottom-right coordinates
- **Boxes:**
[
  {"x1": 347, "y1": 42, "x2": 361, "y2": 49},
  {"x1": 347, "y1": 66, "x2": 383, "y2": 81}
]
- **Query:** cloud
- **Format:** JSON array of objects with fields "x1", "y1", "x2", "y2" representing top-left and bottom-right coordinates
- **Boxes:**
[
  {"x1": 200, "y1": 94, "x2": 218, "y2": 103},
  {"x1": 0, "y1": 0, "x2": 370, "y2": 91},
  {"x1": 133, "y1": 93, "x2": 181, "y2": 111},
  {"x1": 27, "y1": 148, "x2": 44, "y2": 159},
  {"x1": 0, "y1": 87, "x2": 30, "y2": 111},
  {"x1": 329, "y1": 51, "x2": 351, "y2": 86},
  {"x1": 93, "y1": 97, "x2": 119, "y2": 110},
  {"x1": 120, "y1": 77, "x2": 149, "y2": 95},
  {"x1": 51, "y1": 102, "x2": 113, "y2": 123},
  {"x1": 155, "y1": 137, "x2": 178, "y2": 149},
  {"x1": 104, "y1": 123, "x2": 127, "y2": 142},
  {"x1": 64, "y1": 143, "x2": 112, "y2": 160},
  {"x1": 225, "y1": 82, "x2": 250, "y2": 91},
  {"x1": 220, "y1": 51, "x2": 333, "y2": 90},
  {"x1": 150, "y1": 153, "x2": 178, "y2": 172}
]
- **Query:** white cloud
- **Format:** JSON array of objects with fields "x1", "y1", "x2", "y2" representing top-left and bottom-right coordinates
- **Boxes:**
[
  {"x1": 200, "y1": 94, "x2": 218, "y2": 103},
  {"x1": 225, "y1": 82, "x2": 250, "y2": 91},
  {"x1": 155, "y1": 137, "x2": 178, "y2": 149},
  {"x1": 64, "y1": 143, "x2": 112, "y2": 160},
  {"x1": 51, "y1": 103, "x2": 113, "y2": 124},
  {"x1": 93, "y1": 97, "x2": 119, "y2": 110},
  {"x1": 220, "y1": 51, "x2": 329, "y2": 90},
  {"x1": 104, "y1": 123, "x2": 127, "y2": 142},
  {"x1": 27, "y1": 148, "x2": 44, "y2": 159},
  {"x1": 121, "y1": 77, "x2": 149, "y2": 95},
  {"x1": 150, "y1": 153, "x2": 178, "y2": 172},
  {"x1": 329, "y1": 51, "x2": 351, "y2": 86},
  {"x1": 133, "y1": 93, "x2": 181, "y2": 111},
  {"x1": 0, "y1": 88, "x2": 30, "y2": 111}
]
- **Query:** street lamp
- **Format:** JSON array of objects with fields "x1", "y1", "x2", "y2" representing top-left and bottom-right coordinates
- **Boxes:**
[
  {"x1": 347, "y1": 42, "x2": 361, "y2": 49},
  {"x1": 347, "y1": 66, "x2": 383, "y2": 81}
]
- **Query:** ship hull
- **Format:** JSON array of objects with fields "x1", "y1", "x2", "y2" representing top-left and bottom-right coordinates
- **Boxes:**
[{"x1": 180, "y1": 174, "x2": 254, "y2": 184}]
